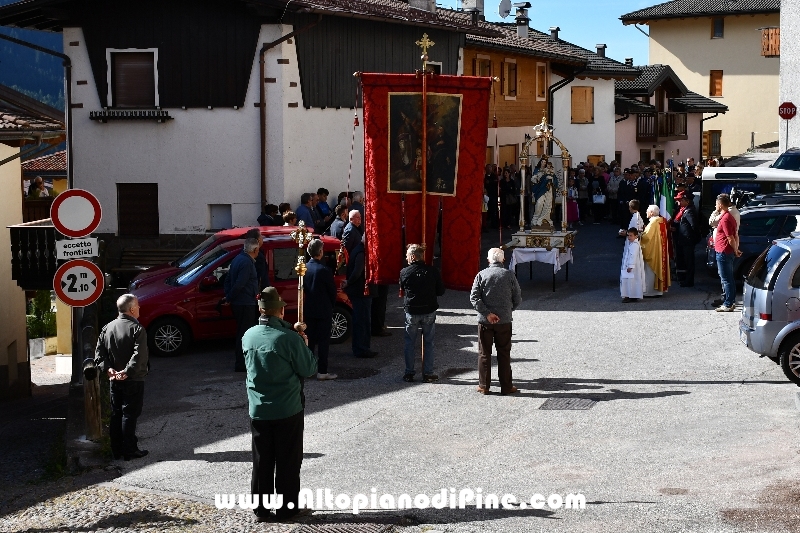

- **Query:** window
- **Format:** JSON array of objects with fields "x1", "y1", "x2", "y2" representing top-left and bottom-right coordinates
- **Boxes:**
[
  {"x1": 705, "y1": 130, "x2": 722, "y2": 157},
  {"x1": 746, "y1": 244, "x2": 789, "y2": 290},
  {"x1": 117, "y1": 183, "x2": 159, "y2": 237},
  {"x1": 536, "y1": 63, "x2": 547, "y2": 101},
  {"x1": 501, "y1": 60, "x2": 517, "y2": 98},
  {"x1": 272, "y1": 248, "x2": 300, "y2": 281},
  {"x1": 571, "y1": 86, "x2": 594, "y2": 123},
  {"x1": 739, "y1": 216, "x2": 780, "y2": 237},
  {"x1": 426, "y1": 61, "x2": 442, "y2": 74},
  {"x1": 107, "y1": 50, "x2": 158, "y2": 108},
  {"x1": 639, "y1": 149, "x2": 651, "y2": 163},
  {"x1": 615, "y1": 151, "x2": 622, "y2": 164},
  {"x1": 710, "y1": 70, "x2": 723, "y2": 97},
  {"x1": 781, "y1": 215, "x2": 800, "y2": 236},
  {"x1": 473, "y1": 56, "x2": 491, "y2": 77},
  {"x1": 712, "y1": 17, "x2": 724, "y2": 38}
]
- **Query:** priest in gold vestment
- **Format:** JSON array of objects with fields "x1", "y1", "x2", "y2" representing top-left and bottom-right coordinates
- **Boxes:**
[{"x1": 641, "y1": 205, "x2": 671, "y2": 296}]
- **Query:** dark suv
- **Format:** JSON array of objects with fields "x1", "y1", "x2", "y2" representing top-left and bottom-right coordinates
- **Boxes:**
[
  {"x1": 706, "y1": 205, "x2": 800, "y2": 281},
  {"x1": 770, "y1": 148, "x2": 800, "y2": 171}
]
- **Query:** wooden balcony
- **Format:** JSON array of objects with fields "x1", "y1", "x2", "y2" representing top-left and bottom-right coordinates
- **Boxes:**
[
  {"x1": 762, "y1": 27, "x2": 779, "y2": 57},
  {"x1": 636, "y1": 112, "x2": 688, "y2": 142}
]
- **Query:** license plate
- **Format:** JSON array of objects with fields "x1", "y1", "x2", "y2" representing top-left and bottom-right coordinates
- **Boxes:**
[{"x1": 740, "y1": 330, "x2": 748, "y2": 346}]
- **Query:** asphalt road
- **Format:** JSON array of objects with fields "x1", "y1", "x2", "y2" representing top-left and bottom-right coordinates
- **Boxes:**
[{"x1": 109, "y1": 221, "x2": 800, "y2": 532}]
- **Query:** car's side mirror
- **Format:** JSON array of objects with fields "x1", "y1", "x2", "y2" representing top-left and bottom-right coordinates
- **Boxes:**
[{"x1": 200, "y1": 275, "x2": 219, "y2": 290}]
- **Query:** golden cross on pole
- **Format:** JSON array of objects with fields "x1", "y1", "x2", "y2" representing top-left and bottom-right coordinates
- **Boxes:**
[{"x1": 416, "y1": 33, "x2": 435, "y2": 71}]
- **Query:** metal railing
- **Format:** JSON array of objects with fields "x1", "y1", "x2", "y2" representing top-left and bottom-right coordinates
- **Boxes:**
[{"x1": 636, "y1": 112, "x2": 687, "y2": 141}]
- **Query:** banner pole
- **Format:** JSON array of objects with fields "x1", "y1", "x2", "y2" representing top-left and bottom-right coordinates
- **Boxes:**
[
  {"x1": 421, "y1": 68, "x2": 428, "y2": 259},
  {"x1": 416, "y1": 33, "x2": 434, "y2": 262}
]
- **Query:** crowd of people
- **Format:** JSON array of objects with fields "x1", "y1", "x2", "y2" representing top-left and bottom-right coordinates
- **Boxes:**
[
  {"x1": 94, "y1": 156, "x2": 733, "y2": 522},
  {"x1": 483, "y1": 157, "x2": 711, "y2": 232}
]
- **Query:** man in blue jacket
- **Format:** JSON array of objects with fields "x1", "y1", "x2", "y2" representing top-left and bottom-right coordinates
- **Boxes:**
[
  {"x1": 304, "y1": 239, "x2": 337, "y2": 380},
  {"x1": 224, "y1": 238, "x2": 260, "y2": 372},
  {"x1": 295, "y1": 193, "x2": 315, "y2": 228}
]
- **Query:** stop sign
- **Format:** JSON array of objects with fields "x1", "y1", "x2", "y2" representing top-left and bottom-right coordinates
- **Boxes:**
[{"x1": 779, "y1": 102, "x2": 797, "y2": 120}]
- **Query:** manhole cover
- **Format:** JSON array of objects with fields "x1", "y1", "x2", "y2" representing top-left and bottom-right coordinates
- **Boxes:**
[
  {"x1": 335, "y1": 368, "x2": 380, "y2": 380},
  {"x1": 296, "y1": 525, "x2": 396, "y2": 533},
  {"x1": 442, "y1": 367, "x2": 474, "y2": 377},
  {"x1": 539, "y1": 397, "x2": 597, "y2": 410}
]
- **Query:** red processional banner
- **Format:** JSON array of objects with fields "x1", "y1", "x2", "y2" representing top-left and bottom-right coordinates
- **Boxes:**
[{"x1": 361, "y1": 73, "x2": 491, "y2": 291}]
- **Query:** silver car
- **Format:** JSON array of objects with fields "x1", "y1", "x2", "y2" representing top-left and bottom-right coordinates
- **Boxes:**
[{"x1": 740, "y1": 238, "x2": 800, "y2": 385}]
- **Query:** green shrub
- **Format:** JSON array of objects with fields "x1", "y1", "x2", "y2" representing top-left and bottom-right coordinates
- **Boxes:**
[{"x1": 26, "y1": 290, "x2": 57, "y2": 338}]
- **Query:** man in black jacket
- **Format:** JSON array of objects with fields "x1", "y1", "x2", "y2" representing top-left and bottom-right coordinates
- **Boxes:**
[
  {"x1": 95, "y1": 294, "x2": 149, "y2": 461},
  {"x1": 672, "y1": 190, "x2": 700, "y2": 287},
  {"x1": 304, "y1": 239, "x2": 337, "y2": 380},
  {"x1": 399, "y1": 244, "x2": 445, "y2": 383}
]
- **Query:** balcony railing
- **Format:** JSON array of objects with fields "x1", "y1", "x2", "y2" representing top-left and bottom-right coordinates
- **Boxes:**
[
  {"x1": 762, "y1": 27, "x2": 779, "y2": 58},
  {"x1": 636, "y1": 112, "x2": 688, "y2": 142},
  {"x1": 8, "y1": 218, "x2": 57, "y2": 291}
]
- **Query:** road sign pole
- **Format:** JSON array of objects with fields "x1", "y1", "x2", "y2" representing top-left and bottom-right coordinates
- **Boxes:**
[{"x1": 70, "y1": 306, "x2": 83, "y2": 389}]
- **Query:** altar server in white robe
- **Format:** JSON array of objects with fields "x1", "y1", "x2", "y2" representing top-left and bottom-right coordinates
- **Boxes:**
[{"x1": 621, "y1": 227, "x2": 646, "y2": 302}]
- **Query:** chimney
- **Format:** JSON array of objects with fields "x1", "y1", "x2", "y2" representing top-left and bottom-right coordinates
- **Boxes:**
[
  {"x1": 408, "y1": 0, "x2": 436, "y2": 13},
  {"x1": 549, "y1": 26, "x2": 560, "y2": 40},
  {"x1": 625, "y1": 57, "x2": 633, "y2": 67},
  {"x1": 596, "y1": 44, "x2": 606, "y2": 57},
  {"x1": 461, "y1": 0, "x2": 485, "y2": 18},
  {"x1": 515, "y1": 2, "x2": 531, "y2": 39}
]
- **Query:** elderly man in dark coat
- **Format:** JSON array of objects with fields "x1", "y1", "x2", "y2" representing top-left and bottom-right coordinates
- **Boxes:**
[{"x1": 469, "y1": 248, "x2": 522, "y2": 395}]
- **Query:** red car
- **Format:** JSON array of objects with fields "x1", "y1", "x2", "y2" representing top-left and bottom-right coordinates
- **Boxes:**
[
  {"x1": 129, "y1": 226, "x2": 294, "y2": 291},
  {"x1": 133, "y1": 232, "x2": 351, "y2": 356}
]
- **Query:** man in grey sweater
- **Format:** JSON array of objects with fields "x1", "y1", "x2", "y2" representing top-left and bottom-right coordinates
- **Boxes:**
[
  {"x1": 469, "y1": 248, "x2": 522, "y2": 395},
  {"x1": 95, "y1": 294, "x2": 149, "y2": 460}
]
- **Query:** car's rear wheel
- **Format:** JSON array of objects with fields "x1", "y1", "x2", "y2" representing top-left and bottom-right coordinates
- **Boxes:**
[
  {"x1": 330, "y1": 306, "x2": 352, "y2": 344},
  {"x1": 778, "y1": 333, "x2": 800, "y2": 386},
  {"x1": 149, "y1": 317, "x2": 191, "y2": 357}
]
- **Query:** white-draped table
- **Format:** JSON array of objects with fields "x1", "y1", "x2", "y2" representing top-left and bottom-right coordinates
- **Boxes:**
[{"x1": 509, "y1": 247, "x2": 574, "y2": 291}]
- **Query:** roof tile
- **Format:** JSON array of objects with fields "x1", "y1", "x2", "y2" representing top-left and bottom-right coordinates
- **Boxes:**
[
  {"x1": 621, "y1": 0, "x2": 779, "y2": 23},
  {"x1": 21, "y1": 149, "x2": 66, "y2": 172}
]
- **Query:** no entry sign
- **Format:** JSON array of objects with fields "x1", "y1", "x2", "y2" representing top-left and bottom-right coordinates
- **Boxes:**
[
  {"x1": 779, "y1": 102, "x2": 797, "y2": 120},
  {"x1": 50, "y1": 189, "x2": 102, "y2": 238},
  {"x1": 53, "y1": 259, "x2": 104, "y2": 307}
]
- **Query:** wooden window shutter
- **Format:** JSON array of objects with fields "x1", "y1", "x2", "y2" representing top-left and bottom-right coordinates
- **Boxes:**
[
  {"x1": 710, "y1": 70, "x2": 723, "y2": 97},
  {"x1": 500, "y1": 62, "x2": 506, "y2": 95},
  {"x1": 117, "y1": 183, "x2": 159, "y2": 237},
  {"x1": 537, "y1": 64, "x2": 547, "y2": 99},
  {"x1": 508, "y1": 62, "x2": 517, "y2": 97},
  {"x1": 571, "y1": 87, "x2": 593, "y2": 123},
  {"x1": 472, "y1": 58, "x2": 477, "y2": 76},
  {"x1": 702, "y1": 131, "x2": 710, "y2": 158},
  {"x1": 112, "y1": 52, "x2": 155, "y2": 108}
]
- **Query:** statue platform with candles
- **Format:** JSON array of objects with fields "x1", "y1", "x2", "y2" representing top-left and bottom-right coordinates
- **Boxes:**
[{"x1": 502, "y1": 112, "x2": 577, "y2": 254}]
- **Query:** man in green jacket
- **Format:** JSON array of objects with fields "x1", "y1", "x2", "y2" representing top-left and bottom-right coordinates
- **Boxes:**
[{"x1": 243, "y1": 287, "x2": 317, "y2": 522}]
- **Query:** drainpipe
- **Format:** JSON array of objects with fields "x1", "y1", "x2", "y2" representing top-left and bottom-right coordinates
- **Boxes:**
[
  {"x1": 700, "y1": 113, "x2": 720, "y2": 160},
  {"x1": 615, "y1": 112, "x2": 630, "y2": 123},
  {"x1": 259, "y1": 15, "x2": 322, "y2": 207},
  {"x1": 0, "y1": 33, "x2": 73, "y2": 188},
  {"x1": 547, "y1": 66, "x2": 586, "y2": 154}
]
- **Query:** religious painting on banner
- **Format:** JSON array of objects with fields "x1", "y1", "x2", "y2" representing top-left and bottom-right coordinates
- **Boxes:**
[
  {"x1": 361, "y1": 73, "x2": 491, "y2": 291},
  {"x1": 388, "y1": 93, "x2": 462, "y2": 195}
]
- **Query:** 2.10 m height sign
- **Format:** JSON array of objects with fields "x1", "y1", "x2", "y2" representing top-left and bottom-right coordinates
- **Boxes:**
[{"x1": 53, "y1": 259, "x2": 104, "y2": 307}]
